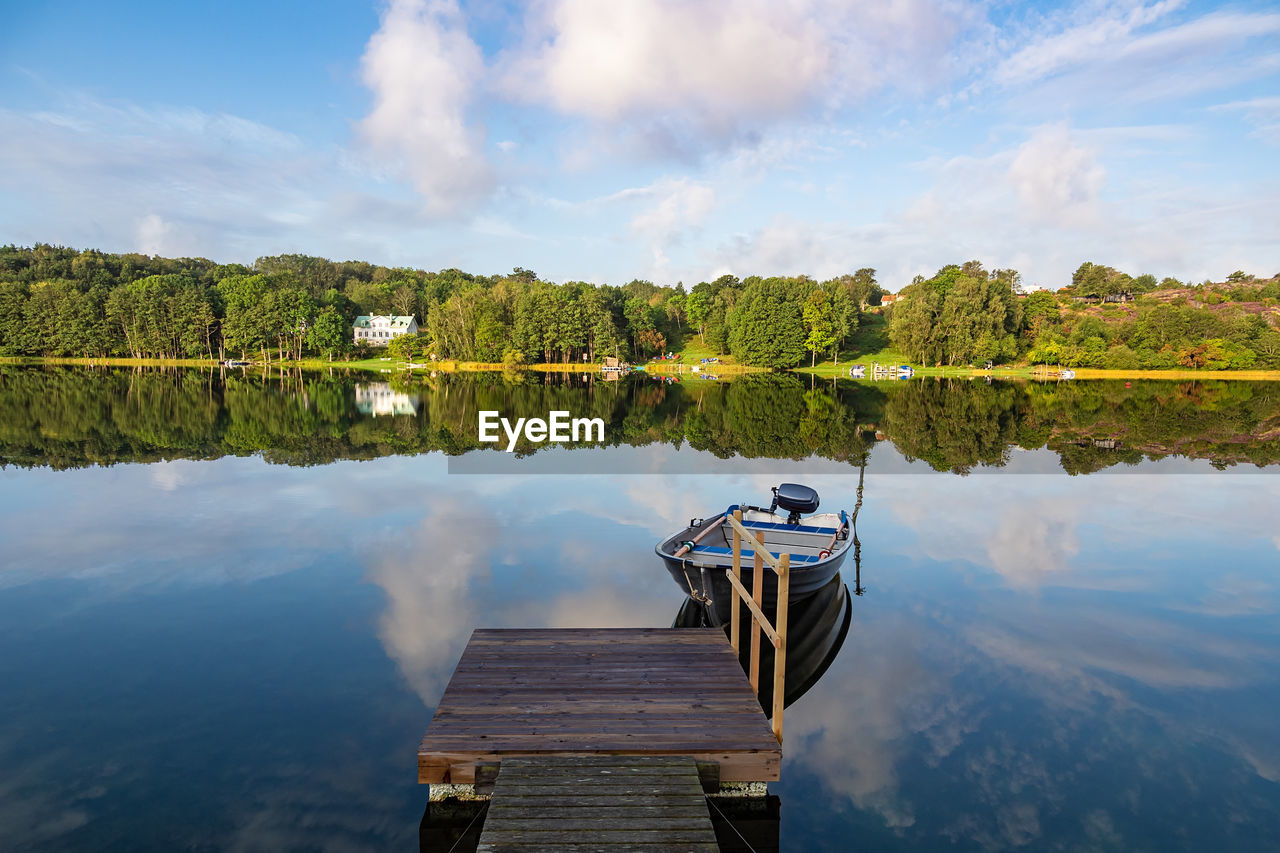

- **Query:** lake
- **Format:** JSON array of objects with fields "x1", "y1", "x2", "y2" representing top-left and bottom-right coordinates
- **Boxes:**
[{"x1": 1, "y1": 366, "x2": 1278, "y2": 851}]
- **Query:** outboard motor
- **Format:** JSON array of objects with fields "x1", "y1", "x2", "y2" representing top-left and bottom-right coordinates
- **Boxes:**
[{"x1": 770, "y1": 483, "x2": 820, "y2": 525}]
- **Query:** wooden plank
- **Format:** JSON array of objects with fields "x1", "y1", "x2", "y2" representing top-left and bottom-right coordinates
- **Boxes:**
[
  {"x1": 477, "y1": 756, "x2": 718, "y2": 852},
  {"x1": 424, "y1": 753, "x2": 779, "y2": 784},
  {"x1": 730, "y1": 509, "x2": 742, "y2": 655},
  {"x1": 726, "y1": 512, "x2": 783, "y2": 571},
  {"x1": 750, "y1": 529, "x2": 765, "y2": 694},
  {"x1": 486, "y1": 806, "x2": 712, "y2": 819},
  {"x1": 474, "y1": 762, "x2": 500, "y2": 796},
  {"x1": 419, "y1": 628, "x2": 782, "y2": 784},
  {"x1": 483, "y1": 846, "x2": 717, "y2": 853},
  {"x1": 482, "y1": 829, "x2": 718, "y2": 843},
  {"x1": 772, "y1": 554, "x2": 790, "y2": 745},
  {"x1": 723, "y1": 571, "x2": 781, "y2": 647}
]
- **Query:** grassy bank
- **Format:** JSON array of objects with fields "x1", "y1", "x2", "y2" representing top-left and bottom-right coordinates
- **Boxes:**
[
  {"x1": 790, "y1": 314, "x2": 1280, "y2": 380},
  {"x1": 5, "y1": 353, "x2": 1279, "y2": 380}
]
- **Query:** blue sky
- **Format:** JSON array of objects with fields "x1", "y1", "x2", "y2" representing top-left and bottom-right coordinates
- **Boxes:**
[{"x1": 2, "y1": 0, "x2": 1277, "y2": 290}]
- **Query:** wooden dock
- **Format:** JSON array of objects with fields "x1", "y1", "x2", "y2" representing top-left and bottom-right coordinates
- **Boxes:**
[
  {"x1": 476, "y1": 755, "x2": 719, "y2": 852},
  {"x1": 418, "y1": 627, "x2": 781, "y2": 785}
]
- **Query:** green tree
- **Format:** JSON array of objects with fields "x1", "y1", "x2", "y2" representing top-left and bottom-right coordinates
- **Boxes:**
[
  {"x1": 387, "y1": 333, "x2": 420, "y2": 363},
  {"x1": 217, "y1": 274, "x2": 272, "y2": 360},
  {"x1": 889, "y1": 263, "x2": 1022, "y2": 366},
  {"x1": 307, "y1": 305, "x2": 348, "y2": 360},
  {"x1": 728, "y1": 280, "x2": 805, "y2": 368},
  {"x1": 802, "y1": 288, "x2": 838, "y2": 367}
]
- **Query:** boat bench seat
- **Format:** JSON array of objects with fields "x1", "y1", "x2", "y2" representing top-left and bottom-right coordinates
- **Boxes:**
[
  {"x1": 691, "y1": 545, "x2": 823, "y2": 564},
  {"x1": 735, "y1": 519, "x2": 839, "y2": 536}
]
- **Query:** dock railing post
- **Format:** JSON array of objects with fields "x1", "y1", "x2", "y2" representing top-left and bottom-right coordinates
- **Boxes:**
[
  {"x1": 723, "y1": 512, "x2": 791, "y2": 745},
  {"x1": 749, "y1": 531, "x2": 765, "y2": 694},
  {"x1": 771, "y1": 553, "x2": 789, "y2": 744},
  {"x1": 730, "y1": 509, "x2": 742, "y2": 655}
]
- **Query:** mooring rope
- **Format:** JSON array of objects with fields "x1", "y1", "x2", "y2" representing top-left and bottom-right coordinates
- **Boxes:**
[
  {"x1": 443, "y1": 803, "x2": 487, "y2": 853},
  {"x1": 703, "y1": 793, "x2": 761, "y2": 853}
]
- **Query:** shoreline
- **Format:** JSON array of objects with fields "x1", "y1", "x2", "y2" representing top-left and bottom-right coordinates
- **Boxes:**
[
  {"x1": 4, "y1": 355, "x2": 1279, "y2": 381},
  {"x1": 794, "y1": 363, "x2": 1280, "y2": 381}
]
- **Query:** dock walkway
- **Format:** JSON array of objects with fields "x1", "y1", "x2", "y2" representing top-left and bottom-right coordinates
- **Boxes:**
[
  {"x1": 476, "y1": 755, "x2": 718, "y2": 852},
  {"x1": 418, "y1": 627, "x2": 781, "y2": 784}
]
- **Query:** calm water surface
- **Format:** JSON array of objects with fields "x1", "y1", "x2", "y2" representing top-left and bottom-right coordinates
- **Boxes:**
[{"x1": 1, "y1": 368, "x2": 1278, "y2": 851}]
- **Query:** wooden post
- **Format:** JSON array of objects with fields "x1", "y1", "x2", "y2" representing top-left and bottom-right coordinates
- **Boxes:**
[
  {"x1": 722, "y1": 511, "x2": 791, "y2": 745},
  {"x1": 771, "y1": 553, "x2": 790, "y2": 744},
  {"x1": 730, "y1": 510, "x2": 742, "y2": 655},
  {"x1": 749, "y1": 530, "x2": 765, "y2": 695}
]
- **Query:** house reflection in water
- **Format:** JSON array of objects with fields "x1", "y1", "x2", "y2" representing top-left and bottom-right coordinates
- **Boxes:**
[{"x1": 354, "y1": 383, "x2": 421, "y2": 417}]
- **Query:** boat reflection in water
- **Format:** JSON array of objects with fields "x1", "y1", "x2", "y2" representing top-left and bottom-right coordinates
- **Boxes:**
[
  {"x1": 671, "y1": 570, "x2": 853, "y2": 714},
  {"x1": 669, "y1": 464, "x2": 867, "y2": 712}
]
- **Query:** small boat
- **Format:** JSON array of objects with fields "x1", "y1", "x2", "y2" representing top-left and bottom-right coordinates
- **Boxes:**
[
  {"x1": 656, "y1": 484, "x2": 852, "y2": 601},
  {"x1": 1060, "y1": 369, "x2": 1075, "y2": 379},
  {"x1": 897, "y1": 364, "x2": 914, "y2": 377},
  {"x1": 848, "y1": 364, "x2": 866, "y2": 378},
  {"x1": 223, "y1": 359, "x2": 251, "y2": 367}
]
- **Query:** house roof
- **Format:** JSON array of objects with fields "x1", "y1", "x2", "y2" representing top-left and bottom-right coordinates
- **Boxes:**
[{"x1": 353, "y1": 315, "x2": 416, "y2": 328}]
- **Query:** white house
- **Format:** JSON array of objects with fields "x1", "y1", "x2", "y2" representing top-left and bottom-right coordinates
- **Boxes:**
[
  {"x1": 353, "y1": 315, "x2": 417, "y2": 346},
  {"x1": 354, "y1": 383, "x2": 420, "y2": 417}
]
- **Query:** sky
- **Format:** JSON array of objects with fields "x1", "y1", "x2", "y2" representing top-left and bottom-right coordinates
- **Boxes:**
[{"x1": 1, "y1": 0, "x2": 1278, "y2": 291}]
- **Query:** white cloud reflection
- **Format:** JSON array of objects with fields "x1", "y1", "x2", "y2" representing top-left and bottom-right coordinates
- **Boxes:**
[{"x1": 367, "y1": 495, "x2": 497, "y2": 706}]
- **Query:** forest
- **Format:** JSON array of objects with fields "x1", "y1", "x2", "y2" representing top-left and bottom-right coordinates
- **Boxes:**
[
  {"x1": 0, "y1": 244, "x2": 881, "y2": 368},
  {"x1": 1, "y1": 244, "x2": 1276, "y2": 370},
  {"x1": 889, "y1": 261, "x2": 1280, "y2": 369}
]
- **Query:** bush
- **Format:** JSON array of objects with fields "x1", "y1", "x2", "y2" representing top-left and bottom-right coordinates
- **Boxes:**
[
  {"x1": 502, "y1": 347, "x2": 526, "y2": 368},
  {"x1": 1103, "y1": 344, "x2": 1140, "y2": 369}
]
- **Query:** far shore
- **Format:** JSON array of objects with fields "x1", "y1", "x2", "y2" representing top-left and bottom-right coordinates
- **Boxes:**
[{"x1": 4, "y1": 355, "x2": 1280, "y2": 381}]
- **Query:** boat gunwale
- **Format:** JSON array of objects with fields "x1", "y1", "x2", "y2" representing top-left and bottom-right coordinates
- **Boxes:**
[{"x1": 655, "y1": 506, "x2": 852, "y2": 578}]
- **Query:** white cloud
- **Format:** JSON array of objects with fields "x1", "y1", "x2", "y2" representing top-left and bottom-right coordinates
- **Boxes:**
[
  {"x1": 630, "y1": 178, "x2": 716, "y2": 239},
  {"x1": 499, "y1": 0, "x2": 968, "y2": 153},
  {"x1": 358, "y1": 0, "x2": 492, "y2": 215},
  {"x1": 135, "y1": 213, "x2": 173, "y2": 256},
  {"x1": 630, "y1": 178, "x2": 716, "y2": 279},
  {"x1": 994, "y1": 0, "x2": 1188, "y2": 87},
  {"x1": 504, "y1": 1, "x2": 830, "y2": 125},
  {"x1": 0, "y1": 98, "x2": 351, "y2": 261},
  {"x1": 991, "y1": 4, "x2": 1280, "y2": 111},
  {"x1": 1211, "y1": 96, "x2": 1280, "y2": 146},
  {"x1": 1007, "y1": 123, "x2": 1106, "y2": 227}
]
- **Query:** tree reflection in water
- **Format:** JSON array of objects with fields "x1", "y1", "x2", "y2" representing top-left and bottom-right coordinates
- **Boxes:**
[{"x1": 2, "y1": 366, "x2": 1278, "y2": 472}]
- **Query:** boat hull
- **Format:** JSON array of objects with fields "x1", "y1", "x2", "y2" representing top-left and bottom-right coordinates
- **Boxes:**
[{"x1": 656, "y1": 507, "x2": 851, "y2": 602}]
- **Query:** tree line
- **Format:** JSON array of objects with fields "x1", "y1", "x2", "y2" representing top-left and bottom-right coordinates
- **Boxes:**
[
  {"x1": 0, "y1": 245, "x2": 883, "y2": 367},
  {"x1": 888, "y1": 260, "x2": 1280, "y2": 369},
  {"x1": 4, "y1": 245, "x2": 1275, "y2": 370}
]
